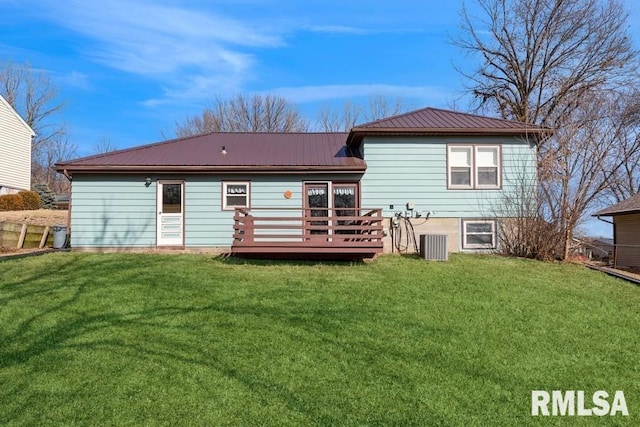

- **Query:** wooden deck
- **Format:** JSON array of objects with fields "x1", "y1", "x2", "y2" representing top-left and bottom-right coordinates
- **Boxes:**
[{"x1": 232, "y1": 207, "x2": 384, "y2": 260}]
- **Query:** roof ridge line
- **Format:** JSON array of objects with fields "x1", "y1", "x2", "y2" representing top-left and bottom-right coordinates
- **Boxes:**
[
  {"x1": 352, "y1": 106, "x2": 436, "y2": 128},
  {"x1": 426, "y1": 107, "x2": 546, "y2": 126},
  {"x1": 352, "y1": 106, "x2": 546, "y2": 129}
]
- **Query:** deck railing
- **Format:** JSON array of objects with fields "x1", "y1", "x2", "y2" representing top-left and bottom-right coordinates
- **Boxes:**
[{"x1": 232, "y1": 207, "x2": 384, "y2": 255}]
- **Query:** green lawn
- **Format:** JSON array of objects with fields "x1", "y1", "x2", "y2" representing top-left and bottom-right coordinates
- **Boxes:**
[{"x1": 0, "y1": 253, "x2": 638, "y2": 426}]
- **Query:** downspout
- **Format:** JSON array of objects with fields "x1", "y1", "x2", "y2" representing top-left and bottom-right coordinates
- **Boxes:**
[
  {"x1": 596, "y1": 215, "x2": 615, "y2": 268},
  {"x1": 595, "y1": 216, "x2": 613, "y2": 225},
  {"x1": 63, "y1": 169, "x2": 72, "y2": 246},
  {"x1": 613, "y1": 220, "x2": 617, "y2": 270}
]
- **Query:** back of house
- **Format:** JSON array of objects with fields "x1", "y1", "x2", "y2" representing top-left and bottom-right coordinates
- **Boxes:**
[{"x1": 55, "y1": 107, "x2": 546, "y2": 257}]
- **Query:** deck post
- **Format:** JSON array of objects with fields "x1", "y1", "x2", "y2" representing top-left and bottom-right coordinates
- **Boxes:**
[{"x1": 245, "y1": 214, "x2": 254, "y2": 244}]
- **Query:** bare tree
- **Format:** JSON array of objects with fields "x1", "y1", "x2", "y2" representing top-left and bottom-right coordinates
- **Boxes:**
[
  {"x1": 32, "y1": 135, "x2": 77, "y2": 194},
  {"x1": 316, "y1": 95, "x2": 410, "y2": 131},
  {"x1": 541, "y1": 90, "x2": 640, "y2": 258},
  {"x1": 0, "y1": 62, "x2": 66, "y2": 161},
  {"x1": 317, "y1": 101, "x2": 364, "y2": 132},
  {"x1": 455, "y1": 0, "x2": 637, "y2": 129},
  {"x1": 93, "y1": 136, "x2": 118, "y2": 154},
  {"x1": 0, "y1": 62, "x2": 68, "y2": 190},
  {"x1": 493, "y1": 169, "x2": 561, "y2": 260},
  {"x1": 366, "y1": 96, "x2": 407, "y2": 123},
  {"x1": 492, "y1": 92, "x2": 640, "y2": 260},
  {"x1": 175, "y1": 94, "x2": 309, "y2": 137},
  {"x1": 455, "y1": 0, "x2": 640, "y2": 259},
  {"x1": 603, "y1": 94, "x2": 640, "y2": 202}
]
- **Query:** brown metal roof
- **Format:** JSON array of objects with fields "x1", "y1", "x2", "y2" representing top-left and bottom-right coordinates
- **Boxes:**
[
  {"x1": 56, "y1": 132, "x2": 364, "y2": 175},
  {"x1": 347, "y1": 107, "x2": 549, "y2": 145},
  {"x1": 56, "y1": 106, "x2": 550, "y2": 176},
  {"x1": 593, "y1": 194, "x2": 640, "y2": 216}
]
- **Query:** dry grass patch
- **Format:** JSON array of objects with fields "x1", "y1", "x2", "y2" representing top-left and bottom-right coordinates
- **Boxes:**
[{"x1": 0, "y1": 209, "x2": 67, "y2": 226}]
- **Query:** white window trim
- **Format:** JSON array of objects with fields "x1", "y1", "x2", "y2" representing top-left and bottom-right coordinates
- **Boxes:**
[
  {"x1": 462, "y1": 219, "x2": 497, "y2": 249},
  {"x1": 447, "y1": 144, "x2": 501, "y2": 190},
  {"x1": 222, "y1": 181, "x2": 250, "y2": 211}
]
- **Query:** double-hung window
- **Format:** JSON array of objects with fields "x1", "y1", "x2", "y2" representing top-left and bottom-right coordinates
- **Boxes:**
[
  {"x1": 222, "y1": 181, "x2": 250, "y2": 210},
  {"x1": 448, "y1": 145, "x2": 501, "y2": 189}
]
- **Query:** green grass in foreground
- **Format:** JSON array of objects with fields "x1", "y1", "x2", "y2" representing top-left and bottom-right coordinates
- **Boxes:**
[{"x1": 0, "y1": 253, "x2": 638, "y2": 426}]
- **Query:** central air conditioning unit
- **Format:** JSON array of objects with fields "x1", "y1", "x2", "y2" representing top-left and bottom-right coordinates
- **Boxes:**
[{"x1": 420, "y1": 234, "x2": 448, "y2": 261}]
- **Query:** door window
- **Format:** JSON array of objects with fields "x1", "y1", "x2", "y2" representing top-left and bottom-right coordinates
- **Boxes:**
[
  {"x1": 333, "y1": 184, "x2": 358, "y2": 234},
  {"x1": 306, "y1": 184, "x2": 329, "y2": 235},
  {"x1": 162, "y1": 183, "x2": 182, "y2": 214}
]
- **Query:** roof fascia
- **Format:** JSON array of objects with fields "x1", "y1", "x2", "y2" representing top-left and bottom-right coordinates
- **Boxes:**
[
  {"x1": 57, "y1": 165, "x2": 367, "y2": 177},
  {"x1": 594, "y1": 210, "x2": 640, "y2": 217}
]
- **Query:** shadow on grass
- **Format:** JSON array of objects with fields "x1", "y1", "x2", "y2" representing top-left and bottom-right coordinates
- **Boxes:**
[
  {"x1": 0, "y1": 254, "x2": 447, "y2": 424},
  {"x1": 215, "y1": 254, "x2": 367, "y2": 267}
]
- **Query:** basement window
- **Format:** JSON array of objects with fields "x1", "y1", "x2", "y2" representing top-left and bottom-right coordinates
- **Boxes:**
[
  {"x1": 462, "y1": 219, "x2": 496, "y2": 249},
  {"x1": 222, "y1": 181, "x2": 250, "y2": 210}
]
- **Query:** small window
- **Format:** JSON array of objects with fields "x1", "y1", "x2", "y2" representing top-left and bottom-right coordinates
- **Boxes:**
[
  {"x1": 447, "y1": 145, "x2": 501, "y2": 189},
  {"x1": 222, "y1": 181, "x2": 250, "y2": 210},
  {"x1": 462, "y1": 220, "x2": 496, "y2": 249}
]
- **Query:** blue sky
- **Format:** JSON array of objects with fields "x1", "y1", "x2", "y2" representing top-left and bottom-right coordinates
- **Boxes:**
[
  {"x1": 0, "y1": 0, "x2": 469, "y2": 153},
  {"x1": 1, "y1": 0, "x2": 639, "y2": 237}
]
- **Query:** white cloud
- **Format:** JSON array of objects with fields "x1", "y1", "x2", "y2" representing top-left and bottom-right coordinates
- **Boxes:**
[
  {"x1": 62, "y1": 71, "x2": 90, "y2": 90},
  {"x1": 29, "y1": 0, "x2": 283, "y2": 104},
  {"x1": 50, "y1": 0, "x2": 281, "y2": 49},
  {"x1": 266, "y1": 84, "x2": 451, "y2": 105},
  {"x1": 306, "y1": 25, "x2": 423, "y2": 35},
  {"x1": 306, "y1": 25, "x2": 372, "y2": 35},
  {"x1": 10, "y1": 1, "x2": 447, "y2": 108},
  {"x1": 142, "y1": 74, "x2": 248, "y2": 107}
]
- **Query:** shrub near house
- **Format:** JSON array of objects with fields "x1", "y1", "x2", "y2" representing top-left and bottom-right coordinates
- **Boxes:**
[
  {"x1": 18, "y1": 191, "x2": 41, "y2": 210},
  {"x1": 0, "y1": 191, "x2": 40, "y2": 211},
  {"x1": 0, "y1": 194, "x2": 24, "y2": 211}
]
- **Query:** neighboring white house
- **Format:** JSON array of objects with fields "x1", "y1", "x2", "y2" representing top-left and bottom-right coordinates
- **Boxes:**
[{"x1": 0, "y1": 94, "x2": 35, "y2": 195}]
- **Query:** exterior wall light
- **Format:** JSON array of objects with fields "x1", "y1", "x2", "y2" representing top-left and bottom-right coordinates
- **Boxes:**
[{"x1": 145, "y1": 177, "x2": 152, "y2": 187}]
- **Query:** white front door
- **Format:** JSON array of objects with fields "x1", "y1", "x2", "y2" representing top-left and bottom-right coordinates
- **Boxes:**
[{"x1": 157, "y1": 181, "x2": 184, "y2": 246}]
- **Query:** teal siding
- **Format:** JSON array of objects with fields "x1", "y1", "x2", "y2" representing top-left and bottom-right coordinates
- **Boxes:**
[
  {"x1": 360, "y1": 135, "x2": 537, "y2": 217},
  {"x1": 70, "y1": 173, "x2": 360, "y2": 248},
  {"x1": 69, "y1": 133, "x2": 536, "y2": 249},
  {"x1": 183, "y1": 175, "x2": 305, "y2": 247},
  {"x1": 71, "y1": 175, "x2": 156, "y2": 247}
]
